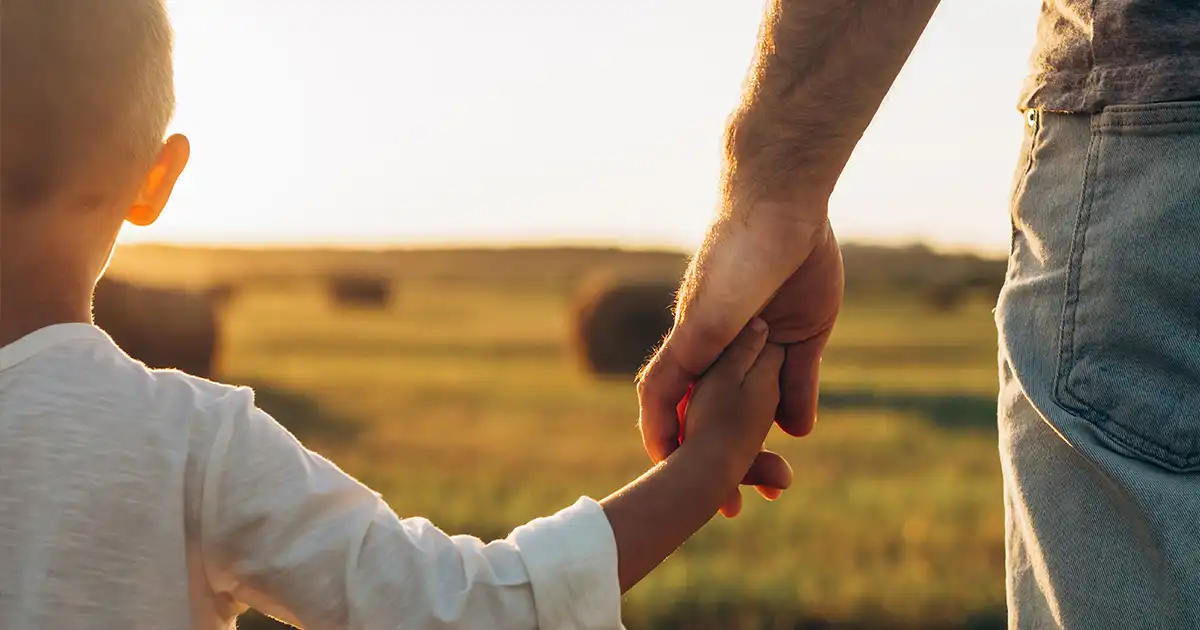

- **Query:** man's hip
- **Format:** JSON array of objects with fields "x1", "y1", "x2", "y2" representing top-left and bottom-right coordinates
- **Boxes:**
[{"x1": 996, "y1": 102, "x2": 1200, "y2": 629}]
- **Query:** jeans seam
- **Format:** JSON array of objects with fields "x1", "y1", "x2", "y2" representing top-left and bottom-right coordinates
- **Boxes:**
[
  {"x1": 1012, "y1": 114, "x2": 1040, "y2": 208},
  {"x1": 1008, "y1": 113, "x2": 1040, "y2": 263}
]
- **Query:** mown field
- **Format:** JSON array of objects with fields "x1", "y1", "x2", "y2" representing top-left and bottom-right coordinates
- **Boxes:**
[{"x1": 110, "y1": 245, "x2": 1008, "y2": 630}]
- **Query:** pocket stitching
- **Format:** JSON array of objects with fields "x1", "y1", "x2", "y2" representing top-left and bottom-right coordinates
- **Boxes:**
[
  {"x1": 1098, "y1": 119, "x2": 1200, "y2": 132},
  {"x1": 1054, "y1": 119, "x2": 1100, "y2": 412},
  {"x1": 1052, "y1": 119, "x2": 1200, "y2": 471},
  {"x1": 1098, "y1": 100, "x2": 1200, "y2": 131}
]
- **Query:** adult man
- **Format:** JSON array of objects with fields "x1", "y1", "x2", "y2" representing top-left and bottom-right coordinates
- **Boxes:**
[{"x1": 638, "y1": 2, "x2": 1200, "y2": 628}]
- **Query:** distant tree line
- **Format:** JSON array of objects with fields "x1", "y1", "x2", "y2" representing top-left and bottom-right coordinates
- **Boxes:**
[{"x1": 840, "y1": 243, "x2": 1006, "y2": 311}]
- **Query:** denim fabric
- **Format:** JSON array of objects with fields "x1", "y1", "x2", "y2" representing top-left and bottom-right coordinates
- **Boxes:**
[{"x1": 996, "y1": 102, "x2": 1200, "y2": 629}]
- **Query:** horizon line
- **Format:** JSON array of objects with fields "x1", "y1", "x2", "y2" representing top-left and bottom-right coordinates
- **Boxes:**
[{"x1": 116, "y1": 235, "x2": 1009, "y2": 258}]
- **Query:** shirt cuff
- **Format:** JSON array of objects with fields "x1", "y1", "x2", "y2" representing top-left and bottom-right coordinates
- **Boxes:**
[{"x1": 510, "y1": 496, "x2": 623, "y2": 629}]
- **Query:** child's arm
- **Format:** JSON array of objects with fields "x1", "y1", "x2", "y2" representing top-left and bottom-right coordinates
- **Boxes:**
[
  {"x1": 188, "y1": 323, "x2": 782, "y2": 629},
  {"x1": 603, "y1": 319, "x2": 785, "y2": 591}
]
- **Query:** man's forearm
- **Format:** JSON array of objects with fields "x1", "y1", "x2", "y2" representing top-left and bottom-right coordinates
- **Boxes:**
[{"x1": 723, "y1": 0, "x2": 940, "y2": 215}]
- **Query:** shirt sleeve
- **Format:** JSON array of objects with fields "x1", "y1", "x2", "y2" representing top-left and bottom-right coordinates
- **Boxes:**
[{"x1": 193, "y1": 386, "x2": 623, "y2": 630}]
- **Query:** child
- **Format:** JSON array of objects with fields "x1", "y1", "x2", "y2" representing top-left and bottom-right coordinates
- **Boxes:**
[{"x1": 0, "y1": 1, "x2": 790, "y2": 628}]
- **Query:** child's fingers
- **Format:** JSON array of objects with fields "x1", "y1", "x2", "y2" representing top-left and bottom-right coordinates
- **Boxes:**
[{"x1": 709, "y1": 318, "x2": 769, "y2": 383}]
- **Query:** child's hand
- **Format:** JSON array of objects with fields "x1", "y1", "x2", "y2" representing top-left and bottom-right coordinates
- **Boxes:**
[
  {"x1": 678, "y1": 317, "x2": 788, "y2": 517},
  {"x1": 602, "y1": 319, "x2": 787, "y2": 591}
]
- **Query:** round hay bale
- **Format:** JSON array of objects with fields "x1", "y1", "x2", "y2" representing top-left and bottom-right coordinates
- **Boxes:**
[
  {"x1": 93, "y1": 277, "x2": 222, "y2": 379},
  {"x1": 206, "y1": 282, "x2": 238, "y2": 306},
  {"x1": 328, "y1": 274, "x2": 392, "y2": 309},
  {"x1": 571, "y1": 279, "x2": 678, "y2": 377},
  {"x1": 926, "y1": 281, "x2": 968, "y2": 313},
  {"x1": 964, "y1": 271, "x2": 1006, "y2": 302}
]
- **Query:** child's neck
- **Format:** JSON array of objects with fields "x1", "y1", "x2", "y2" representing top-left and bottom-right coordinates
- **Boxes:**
[
  {"x1": 0, "y1": 219, "x2": 104, "y2": 348},
  {"x1": 0, "y1": 274, "x2": 95, "y2": 348}
]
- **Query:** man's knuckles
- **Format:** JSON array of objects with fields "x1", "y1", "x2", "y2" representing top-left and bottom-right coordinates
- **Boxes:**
[{"x1": 758, "y1": 227, "x2": 843, "y2": 344}]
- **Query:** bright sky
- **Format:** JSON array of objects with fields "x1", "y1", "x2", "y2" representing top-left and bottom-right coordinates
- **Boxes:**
[{"x1": 126, "y1": 1, "x2": 1042, "y2": 254}]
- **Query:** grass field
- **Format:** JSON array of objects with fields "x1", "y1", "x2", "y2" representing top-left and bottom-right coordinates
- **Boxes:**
[{"x1": 112, "y1": 245, "x2": 1008, "y2": 630}]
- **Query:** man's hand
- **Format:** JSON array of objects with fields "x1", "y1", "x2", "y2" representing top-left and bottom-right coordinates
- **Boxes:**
[
  {"x1": 638, "y1": 209, "x2": 843, "y2": 516},
  {"x1": 637, "y1": 0, "x2": 938, "y2": 517}
]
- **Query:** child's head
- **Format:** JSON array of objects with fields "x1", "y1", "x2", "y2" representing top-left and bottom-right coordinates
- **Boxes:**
[{"x1": 1, "y1": 0, "x2": 189, "y2": 334}]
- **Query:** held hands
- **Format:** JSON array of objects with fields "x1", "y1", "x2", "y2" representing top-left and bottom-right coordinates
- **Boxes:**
[
  {"x1": 638, "y1": 208, "x2": 844, "y2": 517},
  {"x1": 600, "y1": 320, "x2": 787, "y2": 593},
  {"x1": 677, "y1": 319, "x2": 788, "y2": 515}
]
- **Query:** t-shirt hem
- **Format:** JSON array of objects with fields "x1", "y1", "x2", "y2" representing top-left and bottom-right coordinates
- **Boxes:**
[{"x1": 1019, "y1": 58, "x2": 1200, "y2": 113}]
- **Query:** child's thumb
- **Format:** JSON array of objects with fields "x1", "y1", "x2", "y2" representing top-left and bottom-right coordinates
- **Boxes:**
[{"x1": 745, "y1": 341, "x2": 785, "y2": 398}]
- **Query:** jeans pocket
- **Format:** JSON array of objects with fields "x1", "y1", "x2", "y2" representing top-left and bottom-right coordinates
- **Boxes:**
[{"x1": 1056, "y1": 101, "x2": 1200, "y2": 472}]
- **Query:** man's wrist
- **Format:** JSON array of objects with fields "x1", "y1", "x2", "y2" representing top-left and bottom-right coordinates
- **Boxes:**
[
  {"x1": 723, "y1": 198, "x2": 830, "y2": 237},
  {"x1": 722, "y1": 112, "x2": 841, "y2": 216}
]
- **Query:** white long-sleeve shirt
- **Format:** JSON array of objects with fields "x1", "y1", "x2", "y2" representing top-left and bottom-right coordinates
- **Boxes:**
[{"x1": 0, "y1": 324, "x2": 623, "y2": 629}]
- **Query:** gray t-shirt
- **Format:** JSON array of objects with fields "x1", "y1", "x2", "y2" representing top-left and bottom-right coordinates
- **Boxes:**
[{"x1": 1021, "y1": 0, "x2": 1200, "y2": 112}]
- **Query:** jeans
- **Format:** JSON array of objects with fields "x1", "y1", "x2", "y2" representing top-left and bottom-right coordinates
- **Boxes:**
[{"x1": 997, "y1": 102, "x2": 1200, "y2": 629}]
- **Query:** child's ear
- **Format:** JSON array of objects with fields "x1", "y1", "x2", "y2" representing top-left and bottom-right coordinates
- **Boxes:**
[{"x1": 126, "y1": 133, "x2": 190, "y2": 227}]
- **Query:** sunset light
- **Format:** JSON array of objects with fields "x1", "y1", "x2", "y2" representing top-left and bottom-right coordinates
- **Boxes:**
[{"x1": 131, "y1": 0, "x2": 1039, "y2": 253}]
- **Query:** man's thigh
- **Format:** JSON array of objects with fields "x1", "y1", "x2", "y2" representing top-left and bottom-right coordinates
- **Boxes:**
[{"x1": 996, "y1": 103, "x2": 1200, "y2": 629}]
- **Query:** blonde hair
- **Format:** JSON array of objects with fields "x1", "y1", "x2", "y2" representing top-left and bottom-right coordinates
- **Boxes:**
[{"x1": 1, "y1": 0, "x2": 175, "y2": 210}]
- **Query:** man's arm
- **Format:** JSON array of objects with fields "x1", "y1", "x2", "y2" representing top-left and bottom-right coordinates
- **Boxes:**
[
  {"x1": 724, "y1": 0, "x2": 942, "y2": 209},
  {"x1": 688, "y1": 0, "x2": 943, "y2": 343},
  {"x1": 639, "y1": 1, "x2": 941, "y2": 508}
]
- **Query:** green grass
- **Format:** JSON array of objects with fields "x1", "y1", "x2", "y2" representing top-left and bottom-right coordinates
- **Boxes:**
[{"x1": 188, "y1": 263, "x2": 1007, "y2": 630}]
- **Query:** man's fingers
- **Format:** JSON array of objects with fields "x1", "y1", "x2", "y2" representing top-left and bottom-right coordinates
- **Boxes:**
[
  {"x1": 728, "y1": 452, "x2": 793, "y2": 515},
  {"x1": 775, "y1": 328, "x2": 833, "y2": 437},
  {"x1": 636, "y1": 351, "x2": 692, "y2": 463},
  {"x1": 756, "y1": 486, "x2": 784, "y2": 501},
  {"x1": 709, "y1": 318, "x2": 769, "y2": 382},
  {"x1": 740, "y1": 450, "x2": 793, "y2": 489},
  {"x1": 718, "y1": 488, "x2": 742, "y2": 518}
]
